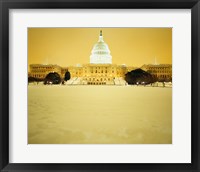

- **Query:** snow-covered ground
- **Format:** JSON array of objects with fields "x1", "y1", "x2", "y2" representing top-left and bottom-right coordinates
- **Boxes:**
[{"x1": 28, "y1": 85, "x2": 172, "y2": 144}]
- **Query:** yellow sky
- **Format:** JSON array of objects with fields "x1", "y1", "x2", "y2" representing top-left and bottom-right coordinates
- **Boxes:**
[{"x1": 28, "y1": 28, "x2": 172, "y2": 68}]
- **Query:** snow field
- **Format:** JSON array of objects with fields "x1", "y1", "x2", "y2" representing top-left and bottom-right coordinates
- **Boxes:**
[{"x1": 28, "y1": 85, "x2": 172, "y2": 144}]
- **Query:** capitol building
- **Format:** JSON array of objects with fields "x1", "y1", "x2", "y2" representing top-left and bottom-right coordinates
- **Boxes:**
[{"x1": 29, "y1": 30, "x2": 172, "y2": 85}]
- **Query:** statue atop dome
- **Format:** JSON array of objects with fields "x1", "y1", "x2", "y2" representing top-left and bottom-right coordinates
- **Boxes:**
[
  {"x1": 90, "y1": 30, "x2": 112, "y2": 64},
  {"x1": 100, "y1": 30, "x2": 102, "y2": 36}
]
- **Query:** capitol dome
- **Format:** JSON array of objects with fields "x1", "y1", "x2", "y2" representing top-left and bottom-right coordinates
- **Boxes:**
[{"x1": 90, "y1": 30, "x2": 112, "y2": 64}]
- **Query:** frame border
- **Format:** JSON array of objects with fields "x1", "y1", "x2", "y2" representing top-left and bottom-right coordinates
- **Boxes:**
[{"x1": 0, "y1": 0, "x2": 199, "y2": 171}]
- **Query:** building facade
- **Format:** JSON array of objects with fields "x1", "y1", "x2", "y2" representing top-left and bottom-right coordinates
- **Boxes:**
[
  {"x1": 29, "y1": 31, "x2": 172, "y2": 85},
  {"x1": 29, "y1": 64, "x2": 62, "y2": 79},
  {"x1": 141, "y1": 64, "x2": 172, "y2": 81},
  {"x1": 81, "y1": 64, "x2": 127, "y2": 85}
]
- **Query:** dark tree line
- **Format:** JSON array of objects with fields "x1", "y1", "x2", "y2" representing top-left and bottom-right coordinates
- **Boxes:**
[
  {"x1": 125, "y1": 68, "x2": 172, "y2": 85},
  {"x1": 44, "y1": 72, "x2": 61, "y2": 85},
  {"x1": 125, "y1": 68, "x2": 157, "y2": 85},
  {"x1": 64, "y1": 70, "x2": 71, "y2": 81},
  {"x1": 28, "y1": 77, "x2": 44, "y2": 84},
  {"x1": 28, "y1": 71, "x2": 71, "y2": 85}
]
